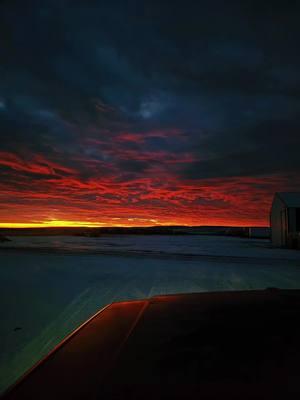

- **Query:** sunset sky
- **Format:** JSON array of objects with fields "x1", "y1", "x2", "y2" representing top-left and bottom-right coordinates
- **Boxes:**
[{"x1": 0, "y1": 0, "x2": 300, "y2": 227}]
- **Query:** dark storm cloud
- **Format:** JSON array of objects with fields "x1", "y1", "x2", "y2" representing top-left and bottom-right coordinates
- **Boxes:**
[{"x1": 1, "y1": 0, "x2": 300, "y2": 182}]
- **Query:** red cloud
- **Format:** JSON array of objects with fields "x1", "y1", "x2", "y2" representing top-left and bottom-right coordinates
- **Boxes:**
[
  {"x1": 1, "y1": 137, "x2": 299, "y2": 227},
  {"x1": 0, "y1": 152, "x2": 76, "y2": 176},
  {"x1": 116, "y1": 133, "x2": 145, "y2": 143}
]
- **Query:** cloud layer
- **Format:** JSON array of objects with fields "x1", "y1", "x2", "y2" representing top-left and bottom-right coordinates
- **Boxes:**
[{"x1": 0, "y1": 0, "x2": 300, "y2": 226}]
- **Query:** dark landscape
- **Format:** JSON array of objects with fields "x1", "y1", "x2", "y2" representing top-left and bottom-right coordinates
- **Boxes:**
[{"x1": 0, "y1": 225, "x2": 270, "y2": 238}]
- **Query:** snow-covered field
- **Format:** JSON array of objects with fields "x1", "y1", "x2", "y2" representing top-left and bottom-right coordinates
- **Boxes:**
[{"x1": 1, "y1": 234, "x2": 300, "y2": 392}]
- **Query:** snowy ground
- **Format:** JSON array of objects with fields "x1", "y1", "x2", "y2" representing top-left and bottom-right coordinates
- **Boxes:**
[{"x1": 1, "y1": 234, "x2": 300, "y2": 392}]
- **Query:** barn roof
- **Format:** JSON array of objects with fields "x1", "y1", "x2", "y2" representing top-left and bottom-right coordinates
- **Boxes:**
[{"x1": 277, "y1": 192, "x2": 300, "y2": 207}]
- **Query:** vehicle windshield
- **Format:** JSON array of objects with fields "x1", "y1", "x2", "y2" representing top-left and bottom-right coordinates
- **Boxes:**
[{"x1": 1, "y1": 0, "x2": 300, "y2": 396}]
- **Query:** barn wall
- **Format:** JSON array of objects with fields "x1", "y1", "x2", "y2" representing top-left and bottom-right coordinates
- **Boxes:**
[
  {"x1": 288, "y1": 208, "x2": 297, "y2": 233},
  {"x1": 270, "y1": 195, "x2": 285, "y2": 246},
  {"x1": 296, "y1": 209, "x2": 300, "y2": 232}
]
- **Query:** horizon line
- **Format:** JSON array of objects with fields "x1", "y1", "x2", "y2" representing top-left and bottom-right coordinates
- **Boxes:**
[{"x1": 0, "y1": 224, "x2": 270, "y2": 229}]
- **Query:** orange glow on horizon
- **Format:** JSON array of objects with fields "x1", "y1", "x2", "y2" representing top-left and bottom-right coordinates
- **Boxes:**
[
  {"x1": 0, "y1": 221, "x2": 106, "y2": 228},
  {"x1": 0, "y1": 218, "x2": 269, "y2": 229}
]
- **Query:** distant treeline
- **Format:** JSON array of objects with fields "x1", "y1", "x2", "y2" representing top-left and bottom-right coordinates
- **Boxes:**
[{"x1": 0, "y1": 226, "x2": 270, "y2": 238}]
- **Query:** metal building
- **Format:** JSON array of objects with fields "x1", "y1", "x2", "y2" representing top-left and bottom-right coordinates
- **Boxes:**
[{"x1": 270, "y1": 192, "x2": 300, "y2": 248}]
